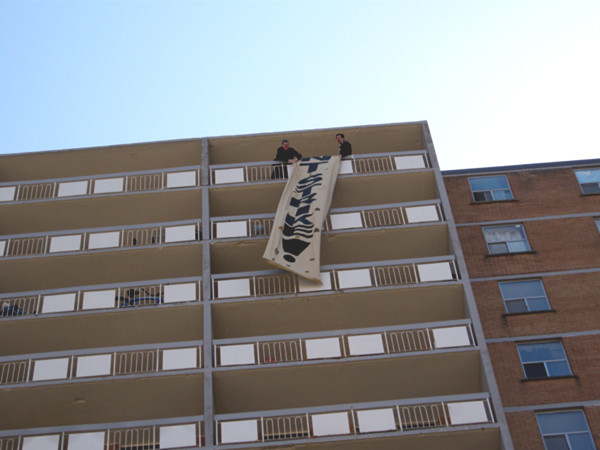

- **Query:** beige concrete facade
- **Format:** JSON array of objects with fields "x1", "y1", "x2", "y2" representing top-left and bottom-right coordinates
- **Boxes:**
[{"x1": 0, "y1": 122, "x2": 511, "y2": 449}]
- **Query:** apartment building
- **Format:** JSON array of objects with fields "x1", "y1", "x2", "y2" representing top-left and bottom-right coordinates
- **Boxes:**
[
  {"x1": 444, "y1": 160, "x2": 600, "y2": 449},
  {"x1": 0, "y1": 122, "x2": 511, "y2": 449}
]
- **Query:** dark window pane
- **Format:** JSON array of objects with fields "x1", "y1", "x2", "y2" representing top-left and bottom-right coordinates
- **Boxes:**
[
  {"x1": 506, "y1": 299, "x2": 528, "y2": 314},
  {"x1": 581, "y1": 183, "x2": 600, "y2": 194},
  {"x1": 489, "y1": 243, "x2": 508, "y2": 254},
  {"x1": 544, "y1": 435, "x2": 570, "y2": 450},
  {"x1": 473, "y1": 191, "x2": 492, "y2": 202},
  {"x1": 524, "y1": 362, "x2": 547, "y2": 378}
]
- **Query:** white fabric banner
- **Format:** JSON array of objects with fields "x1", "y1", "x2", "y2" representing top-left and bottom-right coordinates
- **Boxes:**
[{"x1": 263, "y1": 156, "x2": 341, "y2": 283}]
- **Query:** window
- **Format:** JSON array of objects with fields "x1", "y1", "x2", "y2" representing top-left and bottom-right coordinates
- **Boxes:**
[
  {"x1": 468, "y1": 175, "x2": 513, "y2": 202},
  {"x1": 575, "y1": 168, "x2": 600, "y2": 194},
  {"x1": 537, "y1": 410, "x2": 596, "y2": 450},
  {"x1": 517, "y1": 341, "x2": 571, "y2": 379},
  {"x1": 483, "y1": 224, "x2": 531, "y2": 254},
  {"x1": 499, "y1": 280, "x2": 550, "y2": 313},
  {"x1": 595, "y1": 218, "x2": 600, "y2": 233}
]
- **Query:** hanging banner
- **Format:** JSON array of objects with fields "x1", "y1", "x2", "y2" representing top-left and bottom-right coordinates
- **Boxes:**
[{"x1": 263, "y1": 156, "x2": 341, "y2": 283}]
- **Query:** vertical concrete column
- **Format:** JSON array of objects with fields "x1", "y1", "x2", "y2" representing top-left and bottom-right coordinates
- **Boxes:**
[
  {"x1": 422, "y1": 121, "x2": 514, "y2": 450},
  {"x1": 200, "y1": 138, "x2": 215, "y2": 448}
]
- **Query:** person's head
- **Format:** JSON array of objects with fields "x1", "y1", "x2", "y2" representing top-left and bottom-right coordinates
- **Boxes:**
[
  {"x1": 281, "y1": 139, "x2": 289, "y2": 149},
  {"x1": 336, "y1": 133, "x2": 344, "y2": 144}
]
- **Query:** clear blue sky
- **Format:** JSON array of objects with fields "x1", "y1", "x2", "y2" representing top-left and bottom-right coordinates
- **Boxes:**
[{"x1": 1, "y1": 0, "x2": 598, "y2": 169}]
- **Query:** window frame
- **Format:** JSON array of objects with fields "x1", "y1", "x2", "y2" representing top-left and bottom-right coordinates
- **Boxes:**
[
  {"x1": 468, "y1": 174, "x2": 514, "y2": 203},
  {"x1": 482, "y1": 223, "x2": 531, "y2": 255},
  {"x1": 537, "y1": 410, "x2": 597, "y2": 450},
  {"x1": 499, "y1": 279, "x2": 551, "y2": 314},
  {"x1": 574, "y1": 168, "x2": 600, "y2": 194},
  {"x1": 517, "y1": 341, "x2": 572, "y2": 380}
]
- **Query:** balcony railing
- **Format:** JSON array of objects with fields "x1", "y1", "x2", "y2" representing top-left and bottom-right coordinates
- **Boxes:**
[
  {"x1": 210, "y1": 151, "x2": 430, "y2": 185},
  {"x1": 215, "y1": 395, "x2": 494, "y2": 446},
  {"x1": 0, "y1": 167, "x2": 200, "y2": 203},
  {"x1": 212, "y1": 258, "x2": 458, "y2": 301},
  {"x1": 0, "y1": 343, "x2": 202, "y2": 387},
  {"x1": 0, "y1": 418, "x2": 204, "y2": 450},
  {"x1": 211, "y1": 201, "x2": 444, "y2": 240},
  {"x1": 0, "y1": 220, "x2": 201, "y2": 259},
  {"x1": 0, "y1": 278, "x2": 201, "y2": 320},
  {"x1": 214, "y1": 322, "x2": 475, "y2": 368}
]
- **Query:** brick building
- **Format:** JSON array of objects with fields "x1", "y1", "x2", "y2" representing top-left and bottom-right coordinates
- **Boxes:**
[{"x1": 444, "y1": 160, "x2": 600, "y2": 449}]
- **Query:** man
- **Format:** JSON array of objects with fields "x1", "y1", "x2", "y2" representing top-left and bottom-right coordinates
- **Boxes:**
[
  {"x1": 336, "y1": 133, "x2": 352, "y2": 158},
  {"x1": 271, "y1": 139, "x2": 302, "y2": 179}
]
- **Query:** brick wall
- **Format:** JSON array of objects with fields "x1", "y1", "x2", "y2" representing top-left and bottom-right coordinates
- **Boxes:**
[
  {"x1": 488, "y1": 335, "x2": 600, "y2": 407},
  {"x1": 444, "y1": 167, "x2": 600, "y2": 224},
  {"x1": 457, "y1": 217, "x2": 600, "y2": 278},
  {"x1": 472, "y1": 272, "x2": 600, "y2": 339}
]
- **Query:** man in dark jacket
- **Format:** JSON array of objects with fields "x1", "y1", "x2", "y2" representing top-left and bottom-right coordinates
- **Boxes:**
[
  {"x1": 271, "y1": 139, "x2": 302, "y2": 179},
  {"x1": 336, "y1": 133, "x2": 352, "y2": 158}
]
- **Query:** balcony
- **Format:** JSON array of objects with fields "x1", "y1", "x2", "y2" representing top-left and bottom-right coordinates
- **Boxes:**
[
  {"x1": 215, "y1": 395, "x2": 495, "y2": 448},
  {"x1": 0, "y1": 342, "x2": 202, "y2": 388},
  {"x1": 213, "y1": 321, "x2": 475, "y2": 368},
  {"x1": 0, "y1": 418, "x2": 205, "y2": 450},
  {"x1": 0, "y1": 220, "x2": 202, "y2": 259}
]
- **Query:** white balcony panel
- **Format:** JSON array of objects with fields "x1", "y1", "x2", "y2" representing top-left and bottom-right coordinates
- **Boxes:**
[
  {"x1": 356, "y1": 408, "x2": 397, "y2": 433},
  {"x1": 33, "y1": 358, "x2": 69, "y2": 381},
  {"x1": 164, "y1": 283, "x2": 197, "y2": 304},
  {"x1": 311, "y1": 412, "x2": 350, "y2": 437},
  {"x1": 162, "y1": 348, "x2": 198, "y2": 370},
  {"x1": 348, "y1": 334, "x2": 385, "y2": 356},
  {"x1": 0, "y1": 186, "x2": 16, "y2": 202},
  {"x1": 337, "y1": 268, "x2": 372, "y2": 289},
  {"x1": 76, "y1": 354, "x2": 112, "y2": 378},
  {"x1": 405, "y1": 205, "x2": 440, "y2": 223},
  {"x1": 42, "y1": 293, "x2": 76, "y2": 314},
  {"x1": 93, "y1": 177, "x2": 124, "y2": 194},
  {"x1": 214, "y1": 168, "x2": 245, "y2": 185},
  {"x1": 432, "y1": 326, "x2": 471, "y2": 349},
  {"x1": 23, "y1": 435, "x2": 60, "y2": 450},
  {"x1": 417, "y1": 262, "x2": 453, "y2": 282},
  {"x1": 167, "y1": 171, "x2": 196, "y2": 188},
  {"x1": 67, "y1": 432, "x2": 105, "y2": 450},
  {"x1": 447, "y1": 400, "x2": 489, "y2": 425},
  {"x1": 339, "y1": 159, "x2": 354, "y2": 174},
  {"x1": 165, "y1": 225, "x2": 196, "y2": 243},
  {"x1": 217, "y1": 278, "x2": 251, "y2": 299},
  {"x1": 220, "y1": 344, "x2": 255, "y2": 366},
  {"x1": 220, "y1": 419, "x2": 259, "y2": 444},
  {"x1": 0, "y1": 240, "x2": 5, "y2": 257},
  {"x1": 330, "y1": 212, "x2": 363, "y2": 230},
  {"x1": 298, "y1": 272, "x2": 332, "y2": 293},
  {"x1": 82, "y1": 290, "x2": 115, "y2": 310},
  {"x1": 393, "y1": 155, "x2": 426, "y2": 170},
  {"x1": 305, "y1": 337, "x2": 341, "y2": 360},
  {"x1": 57, "y1": 180, "x2": 88, "y2": 197},
  {"x1": 49, "y1": 234, "x2": 82, "y2": 253},
  {"x1": 88, "y1": 231, "x2": 120, "y2": 250},
  {"x1": 216, "y1": 221, "x2": 248, "y2": 238},
  {"x1": 160, "y1": 424, "x2": 197, "y2": 449}
]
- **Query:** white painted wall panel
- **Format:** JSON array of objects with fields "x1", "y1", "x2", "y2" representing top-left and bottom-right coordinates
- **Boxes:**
[
  {"x1": 88, "y1": 231, "x2": 120, "y2": 249},
  {"x1": 93, "y1": 178, "x2": 124, "y2": 194},
  {"x1": 162, "y1": 348, "x2": 198, "y2": 370}
]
